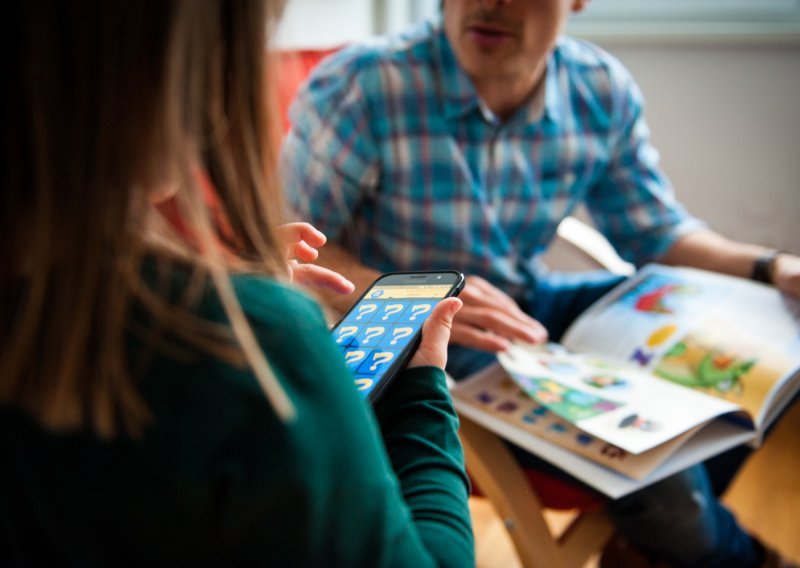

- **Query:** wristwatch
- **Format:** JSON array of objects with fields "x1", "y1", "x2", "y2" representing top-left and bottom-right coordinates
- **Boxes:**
[{"x1": 751, "y1": 250, "x2": 782, "y2": 284}]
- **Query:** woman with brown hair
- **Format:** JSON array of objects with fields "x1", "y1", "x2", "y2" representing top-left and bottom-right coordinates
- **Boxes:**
[{"x1": 0, "y1": 1, "x2": 473, "y2": 565}]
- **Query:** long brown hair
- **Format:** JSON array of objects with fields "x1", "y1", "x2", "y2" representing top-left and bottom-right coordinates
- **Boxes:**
[{"x1": 2, "y1": 0, "x2": 293, "y2": 438}]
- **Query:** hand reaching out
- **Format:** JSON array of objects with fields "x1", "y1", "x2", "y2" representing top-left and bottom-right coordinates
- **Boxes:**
[
  {"x1": 449, "y1": 275, "x2": 548, "y2": 352},
  {"x1": 279, "y1": 222, "x2": 355, "y2": 295}
]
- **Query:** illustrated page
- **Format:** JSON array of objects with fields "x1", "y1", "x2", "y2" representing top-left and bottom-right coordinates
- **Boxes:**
[
  {"x1": 452, "y1": 364, "x2": 705, "y2": 479},
  {"x1": 562, "y1": 265, "x2": 800, "y2": 427},
  {"x1": 498, "y1": 344, "x2": 742, "y2": 454}
]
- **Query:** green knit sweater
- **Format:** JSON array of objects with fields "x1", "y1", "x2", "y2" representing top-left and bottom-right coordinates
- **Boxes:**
[{"x1": 0, "y1": 275, "x2": 474, "y2": 567}]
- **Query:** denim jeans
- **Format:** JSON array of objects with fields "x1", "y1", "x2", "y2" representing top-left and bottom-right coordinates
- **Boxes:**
[{"x1": 447, "y1": 270, "x2": 763, "y2": 567}]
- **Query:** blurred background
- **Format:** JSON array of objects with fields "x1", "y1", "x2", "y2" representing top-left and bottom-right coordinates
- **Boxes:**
[
  {"x1": 276, "y1": 0, "x2": 800, "y2": 253},
  {"x1": 275, "y1": 3, "x2": 800, "y2": 564}
]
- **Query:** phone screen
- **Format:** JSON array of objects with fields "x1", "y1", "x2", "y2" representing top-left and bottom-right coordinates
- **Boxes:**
[{"x1": 331, "y1": 271, "x2": 464, "y2": 402}]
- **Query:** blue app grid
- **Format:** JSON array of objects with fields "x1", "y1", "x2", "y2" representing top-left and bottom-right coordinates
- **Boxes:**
[{"x1": 333, "y1": 297, "x2": 441, "y2": 398}]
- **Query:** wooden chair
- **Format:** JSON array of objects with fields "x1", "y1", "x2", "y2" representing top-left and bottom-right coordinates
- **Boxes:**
[
  {"x1": 459, "y1": 415, "x2": 614, "y2": 568},
  {"x1": 457, "y1": 217, "x2": 632, "y2": 567}
]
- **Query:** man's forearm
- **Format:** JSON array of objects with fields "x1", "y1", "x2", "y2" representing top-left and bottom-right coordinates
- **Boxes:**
[
  {"x1": 313, "y1": 243, "x2": 382, "y2": 314},
  {"x1": 658, "y1": 229, "x2": 770, "y2": 279}
]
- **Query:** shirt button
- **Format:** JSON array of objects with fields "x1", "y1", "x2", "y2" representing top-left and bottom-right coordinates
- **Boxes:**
[{"x1": 563, "y1": 173, "x2": 576, "y2": 186}]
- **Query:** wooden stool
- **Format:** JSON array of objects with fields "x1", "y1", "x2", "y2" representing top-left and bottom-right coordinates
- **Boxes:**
[{"x1": 459, "y1": 415, "x2": 614, "y2": 568}]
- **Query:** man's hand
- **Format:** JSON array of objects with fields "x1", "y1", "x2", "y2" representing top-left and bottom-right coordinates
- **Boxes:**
[
  {"x1": 279, "y1": 222, "x2": 355, "y2": 295},
  {"x1": 773, "y1": 253, "x2": 800, "y2": 298},
  {"x1": 450, "y1": 275, "x2": 548, "y2": 352}
]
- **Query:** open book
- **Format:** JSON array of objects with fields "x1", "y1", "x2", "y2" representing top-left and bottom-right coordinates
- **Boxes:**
[{"x1": 451, "y1": 264, "x2": 800, "y2": 498}]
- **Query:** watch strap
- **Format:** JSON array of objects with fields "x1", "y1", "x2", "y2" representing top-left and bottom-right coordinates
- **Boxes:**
[{"x1": 751, "y1": 250, "x2": 781, "y2": 284}]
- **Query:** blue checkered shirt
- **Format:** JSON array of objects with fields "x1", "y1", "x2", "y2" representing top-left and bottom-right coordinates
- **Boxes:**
[{"x1": 281, "y1": 20, "x2": 702, "y2": 301}]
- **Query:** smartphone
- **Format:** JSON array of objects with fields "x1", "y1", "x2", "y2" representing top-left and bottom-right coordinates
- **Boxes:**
[{"x1": 331, "y1": 271, "x2": 465, "y2": 403}]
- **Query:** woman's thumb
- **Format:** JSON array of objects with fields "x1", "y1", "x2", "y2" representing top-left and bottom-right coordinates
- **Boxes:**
[{"x1": 409, "y1": 297, "x2": 463, "y2": 369}]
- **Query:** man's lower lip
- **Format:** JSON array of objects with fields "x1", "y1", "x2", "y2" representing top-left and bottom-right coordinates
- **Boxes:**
[{"x1": 468, "y1": 29, "x2": 512, "y2": 49}]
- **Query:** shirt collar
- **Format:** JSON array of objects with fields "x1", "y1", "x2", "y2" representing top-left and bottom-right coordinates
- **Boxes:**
[
  {"x1": 433, "y1": 21, "x2": 563, "y2": 127},
  {"x1": 541, "y1": 45, "x2": 564, "y2": 125}
]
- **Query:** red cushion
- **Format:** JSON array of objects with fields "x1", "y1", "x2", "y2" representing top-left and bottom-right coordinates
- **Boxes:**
[
  {"x1": 470, "y1": 469, "x2": 606, "y2": 512},
  {"x1": 275, "y1": 48, "x2": 340, "y2": 132}
]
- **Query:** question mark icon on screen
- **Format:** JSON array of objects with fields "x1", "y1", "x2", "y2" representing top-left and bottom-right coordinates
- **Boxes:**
[
  {"x1": 370, "y1": 352, "x2": 394, "y2": 372},
  {"x1": 390, "y1": 327, "x2": 414, "y2": 345},
  {"x1": 344, "y1": 350, "x2": 366, "y2": 366},
  {"x1": 354, "y1": 378, "x2": 373, "y2": 391},
  {"x1": 356, "y1": 304, "x2": 378, "y2": 320},
  {"x1": 336, "y1": 326, "x2": 358, "y2": 344},
  {"x1": 381, "y1": 304, "x2": 404, "y2": 320},
  {"x1": 362, "y1": 326, "x2": 385, "y2": 344},
  {"x1": 409, "y1": 304, "x2": 432, "y2": 321}
]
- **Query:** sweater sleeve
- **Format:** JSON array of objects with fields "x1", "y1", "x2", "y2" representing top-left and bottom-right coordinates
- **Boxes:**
[
  {"x1": 374, "y1": 367, "x2": 475, "y2": 566},
  {"x1": 201, "y1": 278, "x2": 474, "y2": 567}
]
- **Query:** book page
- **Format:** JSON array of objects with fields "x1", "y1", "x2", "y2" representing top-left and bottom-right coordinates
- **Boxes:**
[
  {"x1": 562, "y1": 265, "x2": 800, "y2": 430},
  {"x1": 451, "y1": 363, "x2": 755, "y2": 495},
  {"x1": 498, "y1": 344, "x2": 743, "y2": 454}
]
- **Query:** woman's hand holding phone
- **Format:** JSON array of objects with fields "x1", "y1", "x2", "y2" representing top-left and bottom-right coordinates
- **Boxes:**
[
  {"x1": 408, "y1": 298, "x2": 463, "y2": 370},
  {"x1": 280, "y1": 222, "x2": 355, "y2": 295}
]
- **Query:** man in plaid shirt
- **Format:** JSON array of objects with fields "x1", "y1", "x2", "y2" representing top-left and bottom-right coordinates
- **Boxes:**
[{"x1": 282, "y1": 1, "x2": 800, "y2": 565}]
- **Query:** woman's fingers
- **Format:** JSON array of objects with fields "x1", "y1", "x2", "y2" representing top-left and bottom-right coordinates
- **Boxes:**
[
  {"x1": 279, "y1": 223, "x2": 354, "y2": 294},
  {"x1": 291, "y1": 263, "x2": 355, "y2": 295},
  {"x1": 278, "y1": 222, "x2": 326, "y2": 249},
  {"x1": 287, "y1": 239, "x2": 319, "y2": 263},
  {"x1": 279, "y1": 222, "x2": 327, "y2": 261}
]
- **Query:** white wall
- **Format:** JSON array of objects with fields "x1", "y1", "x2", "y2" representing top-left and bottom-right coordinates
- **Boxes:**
[
  {"x1": 275, "y1": 0, "x2": 374, "y2": 49},
  {"x1": 593, "y1": 42, "x2": 800, "y2": 252}
]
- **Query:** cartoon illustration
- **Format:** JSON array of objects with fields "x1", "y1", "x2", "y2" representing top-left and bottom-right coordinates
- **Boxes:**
[
  {"x1": 647, "y1": 323, "x2": 679, "y2": 347},
  {"x1": 511, "y1": 373, "x2": 622, "y2": 423},
  {"x1": 634, "y1": 284, "x2": 680, "y2": 314},
  {"x1": 583, "y1": 374, "x2": 629, "y2": 390},
  {"x1": 537, "y1": 357, "x2": 579, "y2": 374},
  {"x1": 496, "y1": 401, "x2": 518, "y2": 413},
  {"x1": 476, "y1": 391, "x2": 496, "y2": 405},
  {"x1": 656, "y1": 339, "x2": 755, "y2": 395},
  {"x1": 618, "y1": 274, "x2": 698, "y2": 315},
  {"x1": 617, "y1": 413, "x2": 659, "y2": 432}
]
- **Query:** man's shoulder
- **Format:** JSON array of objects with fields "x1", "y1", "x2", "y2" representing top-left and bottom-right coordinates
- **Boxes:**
[
  {"x1": 551, "y1": 35, "x2": 639, "y2": 120},
  {"x1": 554, "y1": 36, "x2": 634, "y2": 88},
  {"x1": 306, "y1": 21, "x2": 439, "y2": 96}
]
